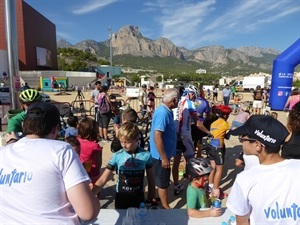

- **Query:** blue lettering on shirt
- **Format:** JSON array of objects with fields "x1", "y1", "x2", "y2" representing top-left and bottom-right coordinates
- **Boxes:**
[
  {"x1": 264, "y1": 202, "x2": 300, "y2": 222},
  {"x1": 0, "y1": 168, "x2": 33, "y2": 186}
]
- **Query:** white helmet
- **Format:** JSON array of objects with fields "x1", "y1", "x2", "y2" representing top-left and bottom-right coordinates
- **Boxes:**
[
  {"x1": 185, "y1": 85, "x2": 199, "y2": 97},
  {"x1": 186, "y1": 158, "x2": 213, "y2": 179}
]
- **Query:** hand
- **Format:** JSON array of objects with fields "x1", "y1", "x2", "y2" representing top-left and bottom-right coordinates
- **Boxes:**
[
  {"x1": 207, "y1": 133, "x2": 214, "y2": 139},
  {"x1": 209, "y1": 207, "x2": 222, "y2": 217},
  {"x1": 161, "y1": 158, "x2": 170, "y2": 169},
  {"x1": 5, "y1": 132, "x2": 18, "y2": 143}
]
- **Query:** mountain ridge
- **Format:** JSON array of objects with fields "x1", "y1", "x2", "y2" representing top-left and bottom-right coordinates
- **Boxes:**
[{"x1": 57, "y1": 25, "x2": 281, "y2": 73}]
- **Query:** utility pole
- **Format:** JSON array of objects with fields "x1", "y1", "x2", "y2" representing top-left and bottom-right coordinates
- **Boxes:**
[{"x1": 108, "y1": 27, "x2": 113, "y2": 79}]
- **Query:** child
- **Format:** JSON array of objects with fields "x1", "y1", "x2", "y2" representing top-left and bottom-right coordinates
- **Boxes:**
[
  {"x1": 77, "y1": 117, "x2": 102, "y2": 184},
  {"x1": 64, "y1": 116, "x2": 78, "y2": 138},
  {"x1": 64, "y1": 135, "x2": 80, "y2": 156},
  {"x1": 208, "y1": 105, "x2": 231, "y2": 199},
  {"x1": 111, "y1": 108, "x2": 145, "y2": 153},
  {"x1": 186, "y1": 158, "x2": 222, "y2": 218},
  {"x1": 147, "y1": 86, "x2": 156, "y2": 117},
  {"x1": 230, "y1": 104, "x2": 250, "y2": 130},
  {"x1": 92, "y1": 122, "x2": 155, "y2": 209}
]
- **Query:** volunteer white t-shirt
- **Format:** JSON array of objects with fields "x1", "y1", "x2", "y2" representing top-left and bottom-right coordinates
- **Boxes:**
[
  {"x1": 227, "y1": 159, "x2": 300, "y2": 225},
  {"x1": 0, "y1": 137, "x2": 90, "y2": 224}
]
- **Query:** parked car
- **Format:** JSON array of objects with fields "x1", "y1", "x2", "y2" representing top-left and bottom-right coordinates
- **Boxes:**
[
  {"x1": 0, "y1": 87, "x2": 51, "y2": 104},
  {"x1": 0, "y1": 86, "x2": 10, "y2": 104}
]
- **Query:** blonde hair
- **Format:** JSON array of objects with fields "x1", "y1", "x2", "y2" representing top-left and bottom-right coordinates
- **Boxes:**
[{"x1": 117, "y1": 122, "x2": 140, "y2": 141}]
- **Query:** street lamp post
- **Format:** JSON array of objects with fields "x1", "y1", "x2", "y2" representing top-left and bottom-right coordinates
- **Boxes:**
[{"x1": 108, "y1": 27, "x2": 113, "y2": 78}]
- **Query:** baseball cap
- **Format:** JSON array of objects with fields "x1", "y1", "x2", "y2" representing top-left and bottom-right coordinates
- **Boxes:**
[
  {"x1": 230, "y1": 115, "x2": 289, "y2": 148},
  {"x1": 25, "y1": 102, "x2": 60, "y2": 124}
]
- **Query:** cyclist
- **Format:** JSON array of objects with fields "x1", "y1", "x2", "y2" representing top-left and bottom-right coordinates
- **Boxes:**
[
  {"x1": 207, "y1": 104, "x2": 231, "y2": 199},
  {"x1": 6, "y1": 89, "x2": 42, "y2": 134},
  {"x1": 172, "y1": 85, "x2": 211, "y2": 195}
]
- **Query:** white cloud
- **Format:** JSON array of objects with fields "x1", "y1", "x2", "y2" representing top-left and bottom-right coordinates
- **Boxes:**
[
  {"x1": 145, "y1": 0, "x2": 300, "y2": 49},
  {"x1": 72, "y1": 0, "x2": 120, "y2": 15}
]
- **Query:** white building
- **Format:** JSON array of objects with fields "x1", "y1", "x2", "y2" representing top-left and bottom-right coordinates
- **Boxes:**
[{"x1": 196, "y1": 68, "x2": 207, "y2": 74}]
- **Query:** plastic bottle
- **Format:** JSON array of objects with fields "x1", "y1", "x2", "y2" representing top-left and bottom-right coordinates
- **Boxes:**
[
  {"x1": 228, "y1": 215, "x2": 236, "y2": 225},
  {"x1": 138, "y1": 202, "x2": 147, "y2": 224}
]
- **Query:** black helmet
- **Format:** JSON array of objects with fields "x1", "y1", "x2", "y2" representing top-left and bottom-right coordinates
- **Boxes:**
[
  {"x1": 142, "y1": 84, "x2": 147, "y2": 88},
  {"x1": 19, "y1": 89, "x2": 42, "y2": 104},
  {"x1": 186, "y1": 158, "x2": 213, "y2": 180}
]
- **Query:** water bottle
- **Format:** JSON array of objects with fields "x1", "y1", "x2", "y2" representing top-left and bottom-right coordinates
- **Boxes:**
[
  {"x1": 228, "y1": 215, "x2": 236, "y2": 225},
  {"x1": 138, "y1": 202, "x2": 147, "y2": 224}
]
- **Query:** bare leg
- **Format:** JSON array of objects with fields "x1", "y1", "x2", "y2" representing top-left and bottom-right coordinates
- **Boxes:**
[
  {"x1": 157, "y1": 188, "x2": 170, "y2": 209},
  {"x1": 213, "y1": 165, "x2": 223, "y2": 191},
  {"x1": 208, "y1": 160, "x2": 216, "y2": 186},
  {"x1": 103, "y1": 128, "x2": 108, "y2": 139},
  {"x1": 172, "y1": 154, "x2": 181, "y2": 185}
]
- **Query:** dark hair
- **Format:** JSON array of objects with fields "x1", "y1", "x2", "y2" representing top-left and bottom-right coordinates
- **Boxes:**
[
  {"x1": 64, "y1": 136, "x2": 80, "y2": 155},
  {"x1": 291, "y1": 88, "x2": 299, "y2": 96},
  {"x1": 287, "y1": 102, "x2": 300, "y2": 132},
  {"x1": 77, "y1": 117, "x2": 98, "y2": 141},
  {"x1": 100, "y1": 86, "x2": 109, "y2": 93},
  {"x1": 122, "y1": 108, "x2": 138, "y2": 123},
  {"x1": 67, "y1": 116, "x2": 78, "y2": 127},
  {"x1": 23, "y1": 108, "x2": 60, "y2": 137},
  {"x1": 264, "y1": 145, "x2": 281, "y2": 154},
  {"x1": 95, "y1": 81, "x2": 101, "y2": 86},
  {"x1": 64, "y1": 136, "x2": 80, "y2": 148}
]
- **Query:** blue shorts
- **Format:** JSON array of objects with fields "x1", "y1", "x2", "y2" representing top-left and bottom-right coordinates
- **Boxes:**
[{"x1": 152, "y1": 158, "x2": 171, "y2": 189}]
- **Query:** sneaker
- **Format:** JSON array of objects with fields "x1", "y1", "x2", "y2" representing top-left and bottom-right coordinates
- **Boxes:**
[{"x1": 174, "y1": 184, "x2": 184, "y2": 195}]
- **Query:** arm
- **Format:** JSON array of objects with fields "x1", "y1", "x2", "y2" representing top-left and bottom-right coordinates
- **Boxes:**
[
  {"x1": 236, "y1": 214, "x2": 250, "y2": 225},
  {"x1": 191, "y1": 114, "x2": 210, "y2": 134},
  {"x1": 94, "y1": 150, "x2": 102, "y2": 172},
  {"x1": 187, "y1": 207, "x2": 222, "y2": 218},
  {"x1": 92, "y1": 168, "x2": 112, "y2": 195},
  {"x1": 154, "y1": 130, "x2": 170, "y2": 168},
  {"x1": 67, "y1": 181, "x2": 100, "y2": 221},
  {"x1": 146, "y1": 167, "x2": 155, "y2": 201},
  {"x1": 284, "y1": 96, "x2": 291, "y2": 109}
]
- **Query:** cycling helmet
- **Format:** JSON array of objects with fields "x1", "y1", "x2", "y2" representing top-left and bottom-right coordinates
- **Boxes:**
[
  {"x1": 215, "y1": 104, "x2": 232, "y2": 115},
  {"x1": 142, "y1": 84, "x2": 147, "y2": 88},
  {"x1": 185, "y1": 85, "x2": 199, "y2": 97},
  {"x1": 186, "y1": 158, "x2": 213, "y2": 180},
  {"x1": 19, "y1": 89, "x2": 42, "y2": 104}
]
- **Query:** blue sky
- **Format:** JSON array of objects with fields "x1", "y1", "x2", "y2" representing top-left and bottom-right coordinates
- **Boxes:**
[{"x1": 25, "y1": 0, "x2": 300, "y2": 51}]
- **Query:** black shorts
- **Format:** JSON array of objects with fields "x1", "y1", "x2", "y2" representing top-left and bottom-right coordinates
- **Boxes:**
[
  {"x1": 152, "y1": 158, "x2": 171, "y2": 189},
  {"x1": 98, "y1": 112, "x2": 111, "y2": 128},
  {"x1": 208, "y1": 145, "x2": 226, "y2": 165},
  {"x1": 213, "y1": 92, "x2": 218, "y2": 97},
  {"x1": 115, "y1": 192, "x2": 145, "y2": 209}
]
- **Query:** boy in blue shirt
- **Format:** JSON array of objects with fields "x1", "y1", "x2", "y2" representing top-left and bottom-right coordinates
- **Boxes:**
[{"x1": 92, "y1": 122, "x2": 155, "y2": 209}]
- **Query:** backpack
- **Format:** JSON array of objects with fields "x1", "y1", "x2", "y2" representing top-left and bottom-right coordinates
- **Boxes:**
[
  {"x1": 255, "y1": 90, "x2": 262, "y2": 100},
  {"x1": 98, "y1": 93, "x2": 110, "y2": 114}
]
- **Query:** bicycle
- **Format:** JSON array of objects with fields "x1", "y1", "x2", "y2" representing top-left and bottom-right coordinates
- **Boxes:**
[{"x1": 235, "y1": 92, "x2": 243, "y2": 100}]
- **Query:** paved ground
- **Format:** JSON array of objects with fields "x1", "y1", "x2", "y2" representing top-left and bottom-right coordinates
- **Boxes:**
[{"x1": 3, "y1": 89, "x2": 289, "y2": 209}]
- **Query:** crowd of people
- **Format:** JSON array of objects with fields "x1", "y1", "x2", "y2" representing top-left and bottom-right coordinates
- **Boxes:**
[{"x1": 1, "y1": 81, "x2": 300, "y2": 225}]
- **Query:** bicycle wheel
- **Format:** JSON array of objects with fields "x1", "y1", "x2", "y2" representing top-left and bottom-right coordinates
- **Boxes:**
[
  {"x1": 236, "y1": 93, "x2": 243, "y2": 100},
  {"x1": 89, "y1": 106, "x2": 96, "y2": 117}
]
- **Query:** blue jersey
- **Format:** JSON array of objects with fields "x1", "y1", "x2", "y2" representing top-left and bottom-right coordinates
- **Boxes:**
[
  {"x1": 150, "y1": 104, "x2": 177, "y2": 160},
  {"x1": 107, "y1": 147, "x2": 152, "y2": 193},
  {"x1": 194, "y1": 97, "x2": 210, "y2": 122}
]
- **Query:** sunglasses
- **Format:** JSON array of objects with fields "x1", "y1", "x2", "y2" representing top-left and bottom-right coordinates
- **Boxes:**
[{"x1": 238, "y1": 136, "x2": 257, "y2": 143}]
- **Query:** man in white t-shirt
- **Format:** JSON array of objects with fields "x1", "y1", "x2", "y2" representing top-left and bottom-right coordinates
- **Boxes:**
[
  {"x1": 0, "y1": 102, "x2": 100, "y2": 224},
  {"x1": 227, "y1": 115, "x2": 300, "y2": 225},
  {"x1": 90, "y1": 80, "x2": 101, "y2": 121}
]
